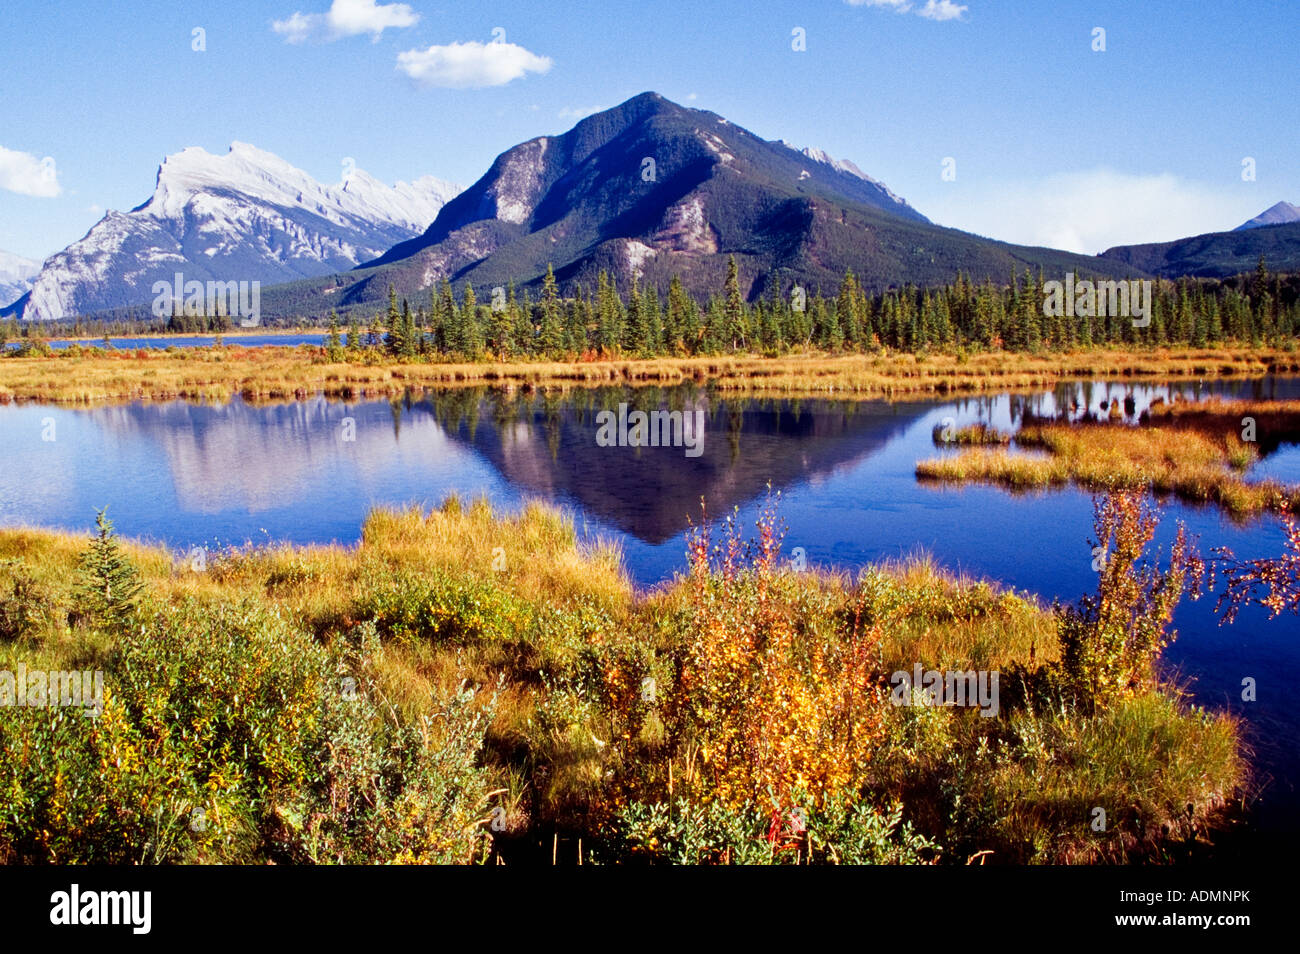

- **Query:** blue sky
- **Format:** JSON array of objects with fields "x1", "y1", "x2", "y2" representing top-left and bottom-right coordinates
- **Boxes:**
[{"x1": 1, "y1": 0, "x2": 1296, "y2": 262}]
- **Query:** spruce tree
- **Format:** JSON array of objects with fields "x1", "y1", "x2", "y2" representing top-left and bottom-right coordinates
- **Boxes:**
[
  {"x1": 510, "y1": 284, "x2": 534, "y2": 357},
  {"x1": 385, "y1": 285, "x2": 402, "y2": 356},
  {"x1": 439, "y1": 279, "x2": 458, "y2": 356},
  {"x1": 539, "y1": 264, "x2": 563, "y2": 356},
  {"x1": 75, "y1": 508, "x2": 143, "y2": 628},
  {"x1": 624, "y1": 279, "x2": 645, "y2": 354},
  {"x1": 400, "y1": 300, "x2": 417, "y2": 358},
  {"x1": 326, "y1": 311, "x2": 344, "y2": 361},
  {"x1": 461, "y1": 285, "x2": 483, "y2": 356},
  {"x1": 665, "y1": 275, "x2": 688, "y2": 355},
  {"x1": 723, "y1": 256, "x2": 746, "y2": 351},
  {"x1": 492, "y1": 289, "x2": 514, "y2": 360}
]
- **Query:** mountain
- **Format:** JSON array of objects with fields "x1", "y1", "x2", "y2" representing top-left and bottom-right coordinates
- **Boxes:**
[
  {"x1": 0, "y1": 250, "x2": 40, "y2": 308},
  {"x1": 256, "y1": 92, "x2": 1146, "y2": 319},
  {"x1": 457, "y1": 394, "x2": 931, "y2": 544},
  {"x1": 4, "y1": 143, "x2": 461, "y2": 321},
  {"x1": 1236, "y1": 201, "x2": 1300, "y2": 231},
  {"x1": 1100, "y1": 221, "x2": 1300, "y2": 278},
  {"x1": 785, "y1": 142, "x2": 916, "y2": 214}
]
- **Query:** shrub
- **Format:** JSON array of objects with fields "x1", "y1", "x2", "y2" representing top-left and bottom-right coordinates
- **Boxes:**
[
  {"x1": 1055, "y1": 490, "x2": 1203, "y2": 710},
  {"x1": 272, "y1": 623, "x2": 499, "y2": 865},
  {"x1": 596, "y1": 497, "x2": 890, "y2": 860},
  {"x1": 358, "y1": 568, "x2": 530, "y2": 646},
  {"x1": 1213, "y1": 505, "x2": 1300, "y2": 622},
  {"x1": 0, "y1": 601, "x2": 497, "y2": 864},
  {"x1": 0, "y1": 558, "x2": 54, "y2": 641},
  {"x1": 613, "y1": 794, "x2": 937, "y2": 865}
]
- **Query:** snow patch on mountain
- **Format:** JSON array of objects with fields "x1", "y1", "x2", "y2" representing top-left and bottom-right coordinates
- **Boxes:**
[{"x1": 781, "y1": 141, "x2": 915, "y2": 213}]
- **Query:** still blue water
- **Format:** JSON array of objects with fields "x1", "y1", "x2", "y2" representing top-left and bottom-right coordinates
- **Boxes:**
[
  {"x1": 1, "y1": 376, "x2": 1296, "y2": 845},
  {"x1": 5, "y1": 333, "x2": 325, "y2": 350}
]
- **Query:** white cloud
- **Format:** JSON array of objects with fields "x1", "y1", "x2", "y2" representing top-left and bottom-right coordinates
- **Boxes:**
[
  {"x1": 918, "y1": 1, "x2": 967, "y2": 21},
  {"x1": 272, "y1": 0, "x2": 418, "y2": 44},
  {"x1": 396, "y1": 40, "x2": 552, "y2": 89},
  {"x1": 845, "y1": 0, "x2": 968, "y2": 21},
  {"x1": 923, "y1": 169, "x2": 1262, "y2": 254},
  {"x1": 847, "y1": 0, "x2": 912, "y2": 10},
  {"x1": 687, "y1": 92, "x2": 698, "y2": 101},
  {"x1": 558, "y1": 105, "x2": 604, "y2": 120},
  {"x1": 0, "y1": 146, "x2": 61, "y2": 198}
]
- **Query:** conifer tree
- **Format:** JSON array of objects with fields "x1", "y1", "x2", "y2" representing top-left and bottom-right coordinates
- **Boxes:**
[
  {"x1": 492, "y1": 288, "x2": 515, "y2": 360},
  {"x1": 326, "y1": 311, "x2": 344, "y2": 361},
  {"x1": 400, "y1": 300, "x2": 417, "y2": 358},
  {"x1": 438, "y1": 279, "x2": 458, "y2": 356},
  {"x1": 385, "y1": 285, "x2": 402, "y2": 356},
  {"x1": 665, "y1": 275, "x2": 688, "y2": 355},
  {"x1": 643, "y1": 285, "x2": 663, "y2": 354},
  {"x1": 539, "y1": 264, "x2": 563, "y2": 356},
  {"x1": 509, "y1": 283, "x2": 533, "y2": 357},
  {"x1": 75, "y1": 508, "x2": 143, "y2": 628},
  {"x1": 723, "y1": 256, "x2": 746, "y2": 351},
  {"x1": 836, "y1": 270, "x2": 860, "y2": 346},
  {"x1": 461, "y1": 285, "x2": 483, "y2": 357},
  {"x1": 624, "y1": 279, "x2": 645, "y2": 354}
]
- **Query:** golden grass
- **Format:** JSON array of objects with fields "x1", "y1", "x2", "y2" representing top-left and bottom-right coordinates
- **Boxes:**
[
  {"x1": 917, "y1": 407, "x2": 1300, "y2": 517},
  {"x1": 2, "y1": 344, "x2": 1299, "y2": 405}
]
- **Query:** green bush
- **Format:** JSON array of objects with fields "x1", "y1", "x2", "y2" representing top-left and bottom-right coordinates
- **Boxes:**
[
  {"x1": 612, "y1": 794, "x2": 938, "y2": 865},
  {"x1": 0, "y1": 558, "x2": 56, "y2": 641},
  {"x1": 0, "y1": 602, "x2": 498, "y2": 864},
  {"x1": 358, "y1": 568, "x2": 531, "y2": 645}
]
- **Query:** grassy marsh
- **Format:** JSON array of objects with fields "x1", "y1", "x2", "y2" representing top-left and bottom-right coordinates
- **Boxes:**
[
  {"x1": 2, "y1": 344, "x2": 1300, "y2": 406},
  {"x1": 918, "y1": 399, "x2": 1300, "y2": 517},
  {"x1": 0, "y1": 495, "x2": 1244, "y2": 864}
]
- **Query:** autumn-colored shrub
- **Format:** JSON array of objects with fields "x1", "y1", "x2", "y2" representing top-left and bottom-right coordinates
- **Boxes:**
[
  {"x1": 1055, "y1": 490, "x2": 1203, "y2": 710},
  {"x1": 1213, "y1": 505, "x2": 1300, "y2": 622}
]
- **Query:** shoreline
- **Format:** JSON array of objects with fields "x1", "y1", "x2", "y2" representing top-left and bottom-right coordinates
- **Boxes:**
[{"x1": 2, "y1": 345, "x2": 1298, "y2": 406}]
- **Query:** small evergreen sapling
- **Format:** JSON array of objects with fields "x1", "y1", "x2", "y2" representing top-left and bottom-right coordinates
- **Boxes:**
[{"x1": 76, "y1": 508, "x2": 143, "y2": 627}]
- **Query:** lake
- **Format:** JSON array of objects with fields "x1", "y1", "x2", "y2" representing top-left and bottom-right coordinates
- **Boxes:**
[
  {"x1": 5, "y1": 333, "x2": 326, "y2": 350},
  {"x1": 2, "y1": 375, "x2": 1297, "y2": 849}
]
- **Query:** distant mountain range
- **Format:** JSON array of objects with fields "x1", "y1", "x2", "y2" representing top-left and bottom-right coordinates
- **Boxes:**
[
  {"x1": 3, "y1": 144, "x2": 460, "y2": 322},
  {"x1": 1095, "y1": 200, "x2": 1300, "y2": 279},
  {"x1": 1100, "y1": 220, "x2": 1300, "y2": 278},
  {"x1": 0, "y1": 250, "x2": 39, "y2": 309},
  {"x1": 8, "y1": 93, "x2": 1300, "y2": 323}
]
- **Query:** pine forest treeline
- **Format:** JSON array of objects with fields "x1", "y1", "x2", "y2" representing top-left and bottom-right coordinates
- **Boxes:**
[{"x1": 7, "y1": 256, "x2": 1300, "y2": 359}]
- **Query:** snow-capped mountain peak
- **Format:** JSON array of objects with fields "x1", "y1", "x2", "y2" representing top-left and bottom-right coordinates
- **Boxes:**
[
  {"x1": 0, "y1": 250, "x2": 40, "y2": 283},
  {"x1": 0, "y1": 250, "x2": 40, "y2": 308},
  {"x1": 6, "y1": 144, "x2": 462, "y2": 322},
  {"x1": 1236, "y1": 201, "x2": 1300, "y2": 231}
]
